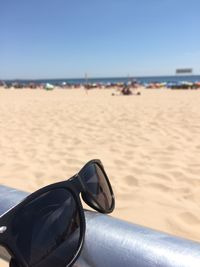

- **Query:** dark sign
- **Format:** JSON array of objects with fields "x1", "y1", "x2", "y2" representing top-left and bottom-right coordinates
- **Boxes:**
[{"x1": 176, "y1": 68, "x2": 193, "y2": 74}]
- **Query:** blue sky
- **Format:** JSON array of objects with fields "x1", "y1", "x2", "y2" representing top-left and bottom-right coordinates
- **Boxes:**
[{"x1": 1, "y1": 0, "x2": 200, "y2": 79}]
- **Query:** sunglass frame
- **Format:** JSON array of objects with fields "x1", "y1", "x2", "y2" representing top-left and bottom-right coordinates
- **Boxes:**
[{"x1": 0, "y1": 159, "x2": 115, "y2": 267}]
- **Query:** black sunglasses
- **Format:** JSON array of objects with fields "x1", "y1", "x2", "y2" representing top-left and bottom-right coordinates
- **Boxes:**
[{"x1": 0, "y1": 159, "x2": 115, "y2": 267}]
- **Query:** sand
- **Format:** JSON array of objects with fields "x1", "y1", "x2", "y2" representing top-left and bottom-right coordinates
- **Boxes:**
[{"x1": 0, "y1": 87, "x2": 200, "y2": 264}]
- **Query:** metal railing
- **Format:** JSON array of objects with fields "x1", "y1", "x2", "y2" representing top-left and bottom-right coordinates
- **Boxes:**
[{"x1": 0, "y1": 185, "x2": 200, "y2": 267}]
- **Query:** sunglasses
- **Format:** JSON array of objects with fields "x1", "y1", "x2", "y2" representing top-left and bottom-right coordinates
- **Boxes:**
[{"x1": 0, "y1": 159, "x2": 115, "y2": 267}]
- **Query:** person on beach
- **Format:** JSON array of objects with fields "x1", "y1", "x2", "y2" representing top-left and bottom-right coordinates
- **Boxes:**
[
  {"x1": 121, "y1": 84, "x2": 132, "y2": 95},
  {"x1": 112, "y1": 83, "x2": 141, "y2": 96}
]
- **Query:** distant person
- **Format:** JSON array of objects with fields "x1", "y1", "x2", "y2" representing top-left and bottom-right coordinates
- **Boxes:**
[
  {"x1": 121, "y1": 85, "x2": 132, "y2": 95},
  {"x1": 112, "y1": 84, "x2": 141, "y2": 96}
]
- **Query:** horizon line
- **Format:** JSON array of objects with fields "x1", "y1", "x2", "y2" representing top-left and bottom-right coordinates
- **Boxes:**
[{"x1": 2, "y1": 74, "x2": 200, "y2": 81}]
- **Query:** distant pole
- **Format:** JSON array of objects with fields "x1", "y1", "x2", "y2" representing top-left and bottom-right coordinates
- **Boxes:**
[
  {"x1": 85, "y1": 73, "x2": 88, "y2": 84},
  {"x1": 85, "y1": 72, "x2": 88, "y2": 94}
]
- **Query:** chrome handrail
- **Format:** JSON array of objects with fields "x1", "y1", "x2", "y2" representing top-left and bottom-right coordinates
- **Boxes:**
[{"x1": 0, "y1": 185, "x2": 199, "y2": 267}]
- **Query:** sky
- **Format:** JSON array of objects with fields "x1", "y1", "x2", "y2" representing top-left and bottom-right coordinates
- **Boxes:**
[{"x1": 1, "y1": 0, "x2": 200, "y2": 79}]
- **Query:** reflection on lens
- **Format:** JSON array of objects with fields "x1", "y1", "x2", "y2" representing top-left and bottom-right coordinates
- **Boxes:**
[
  {"x1": 12, "y1": 189, "x2": 81, "y2": 267},
  {"x1": 81, "y1": 163, "x2": 113, "y2": 211}
]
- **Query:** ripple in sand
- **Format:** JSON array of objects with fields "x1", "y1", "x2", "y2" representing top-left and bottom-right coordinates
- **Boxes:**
[
  {"x1": 147, "y1": 172, "x2": 172, "y2": 182},
  {"x1": 130, "y1": 166, "x2": 144, "y2": 175},
  {"x1": 147, "y1": 182, "x2": 171, "y2": 192},
  {"x1": 49, "y1": 159, "x2": 61, "y2": 165},
  {"x1": 159, "y1": 163, "x2": 178, "y2": 170},
  {"x1": 166, "y1": 145, "x2": 179, "y2": 151},
  {"x1": 183, "y1": 167, "x2": 200, "y2": 175}
]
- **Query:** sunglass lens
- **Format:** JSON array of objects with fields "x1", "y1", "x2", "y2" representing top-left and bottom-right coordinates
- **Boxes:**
[
  {"x1": 11, "y1": 189, "x2": 82, "y2": 267},
  {"x1": 81, "y1": 163, "x2": 113, "y2": 212},
  {"x1": 9, "y1": 259, "x2": 20, "y2": 267}
]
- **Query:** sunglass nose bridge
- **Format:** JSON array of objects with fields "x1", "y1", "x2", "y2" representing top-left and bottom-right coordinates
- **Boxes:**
[{"x1": 69, "y1": 174, "x2": 85, "y2": 192}]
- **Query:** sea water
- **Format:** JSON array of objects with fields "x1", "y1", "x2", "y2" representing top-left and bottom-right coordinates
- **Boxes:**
[{"x1": 3, "y1": 75, "x2": 200, "y2": 85}]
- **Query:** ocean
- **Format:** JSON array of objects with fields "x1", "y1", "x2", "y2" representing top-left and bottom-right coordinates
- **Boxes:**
[{"x1": 3, "y1": 75, "x2": 200, "y2": 85}]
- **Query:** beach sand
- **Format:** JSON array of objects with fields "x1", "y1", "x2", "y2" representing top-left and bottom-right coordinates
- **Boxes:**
[{"x1": 0, "y1": 87, "x2": 200, "y2": 264}]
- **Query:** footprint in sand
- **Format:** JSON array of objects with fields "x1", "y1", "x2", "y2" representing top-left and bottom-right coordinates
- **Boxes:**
[
  {"x1": 114, "y1": 159, "x2": 127, "y2": 166},
  {"x1": 179, "y1": 211, "x2": 200, "y2": 225},
  {"x1": 12, "y1": 163, "x2": 28, "y2": 171},
  {"x1": 166, "y1": 145, "x2": 179, "y2": 151},
  {"x1": 130, "y1": 166, "x2": 144, "y2": 175},
  {"x1": 66, "y1": 158, "x2": 85, "y2": 165},
  {"x1": 124, "y1": 175, "x2": 139, "y2": 186},
  {"x1": 166, "y1": 210, "x2": 200, "y2": 240},
  {"x1": 33, "y1": 171, "x2": 45, "y2": 179}
]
